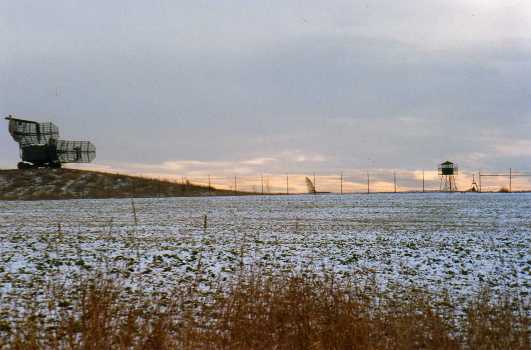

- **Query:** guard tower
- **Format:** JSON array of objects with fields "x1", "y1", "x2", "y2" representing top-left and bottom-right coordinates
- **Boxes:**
[{"x1": 438, "y1": 161, "x2": 458, "y2": 192}]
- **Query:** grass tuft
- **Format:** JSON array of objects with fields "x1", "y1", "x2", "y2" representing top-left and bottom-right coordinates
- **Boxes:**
[{"x1": 1, "y1": 269, "x2": 528, "y2": 349}]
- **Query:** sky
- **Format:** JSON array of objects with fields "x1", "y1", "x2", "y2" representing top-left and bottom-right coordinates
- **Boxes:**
[{"x1": 1, "y1": 0, "x2": 531, "y2": 191}]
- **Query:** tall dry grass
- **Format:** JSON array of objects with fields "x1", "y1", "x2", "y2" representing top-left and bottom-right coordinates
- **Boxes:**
[{"x1": 1, "y1": 269, "x2": 528, "y2": 350}]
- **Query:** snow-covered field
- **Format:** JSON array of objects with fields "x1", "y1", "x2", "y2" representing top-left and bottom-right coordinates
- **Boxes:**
[{"x1": 0, "y1": 193, "x2": 529, "y2": 311}]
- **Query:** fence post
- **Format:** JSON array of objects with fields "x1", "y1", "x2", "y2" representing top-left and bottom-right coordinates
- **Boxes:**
[
  {"x1": 367, "y1": 172, "x2": 370, "y2": 194},
  {"x1": 340, "y1": 172, "x2": 343, "y2": 195},
  {"x1": 509, "y1": 168, "x2": 512, "y2": 193}
]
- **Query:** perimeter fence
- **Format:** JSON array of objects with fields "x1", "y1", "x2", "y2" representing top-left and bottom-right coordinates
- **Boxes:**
[
  {"x1": 137, "y1": 169, "x2": 531, "y2": 194},
  {"x1": 478, "y1": 169, "x2": 531, "y2": 193},
  {"x1": 2, "y1": 166, "x2": 529, "y2": 195}
]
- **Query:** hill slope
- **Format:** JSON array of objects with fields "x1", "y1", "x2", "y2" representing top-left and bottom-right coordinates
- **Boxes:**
[{"x1": 0, "y1": 168, "x2": 237, "y2": 200}]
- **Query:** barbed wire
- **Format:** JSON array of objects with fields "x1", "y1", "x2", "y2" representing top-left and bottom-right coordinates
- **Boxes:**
[
  {"x1": 130, "y1": 170, "x2": 531, "y2": 194},
  {"x1": 2, "y1": 167, "x2": 530, "y2": 193}
]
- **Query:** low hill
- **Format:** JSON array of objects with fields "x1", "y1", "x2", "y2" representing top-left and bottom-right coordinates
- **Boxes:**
[{"x1": 0, "y1": 168, "x2": 238, "y2": 200}]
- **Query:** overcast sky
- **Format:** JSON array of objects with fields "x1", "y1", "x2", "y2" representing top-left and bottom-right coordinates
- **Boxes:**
[{"x1": 2, "y1": 0, "x2": 530, "y2": 180}]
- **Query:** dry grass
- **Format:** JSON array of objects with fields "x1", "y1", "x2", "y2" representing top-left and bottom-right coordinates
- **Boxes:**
[
  {"x1": 1, "y1": 269, "x2": 528, "y2": 350},
  {"x1": 0, "y1": 168, "x2": 239, "y2": 200}
]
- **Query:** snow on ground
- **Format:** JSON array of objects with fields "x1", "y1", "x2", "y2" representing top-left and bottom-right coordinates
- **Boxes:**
[{"x1": 0, "y1": 193, "x2": 529, "y2": 313}]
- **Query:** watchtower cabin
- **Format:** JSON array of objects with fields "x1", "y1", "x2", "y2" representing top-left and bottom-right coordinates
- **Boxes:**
[{"x1": 438, "y1": 161, "x2": 458, "y2": 192}]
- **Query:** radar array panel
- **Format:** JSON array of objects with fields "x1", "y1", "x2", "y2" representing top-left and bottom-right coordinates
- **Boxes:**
[
  {"x1": 7, "y1": 118, "x2": 59, "y2": 146},
  {"x1": 56, "y1": 140, "x2": 97, "y2": 163}
]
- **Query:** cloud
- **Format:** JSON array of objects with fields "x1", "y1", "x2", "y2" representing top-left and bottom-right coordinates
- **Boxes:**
[
  {"x1": 242, "y1": 157, "x2": 277, "y2": 165},
  {"x1": 495, "y1": 139, "x2": 531, "y2": 157},
  {"x1": 67, "y1": 151, "x2": 328, "y2": 178},
  {"x1": 2, "y1": 1, "x2": 531, "y2": 174}
]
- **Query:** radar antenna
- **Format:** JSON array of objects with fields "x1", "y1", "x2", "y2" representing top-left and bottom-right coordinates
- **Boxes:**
[{"x1": 5, "y1": 115, "x2": 96, "y2": 169}]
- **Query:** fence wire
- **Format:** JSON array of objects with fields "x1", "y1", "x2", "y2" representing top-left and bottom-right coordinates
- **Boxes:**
[{"x1": 143, "y1": 169, "x2": 531, "y2": 194}]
